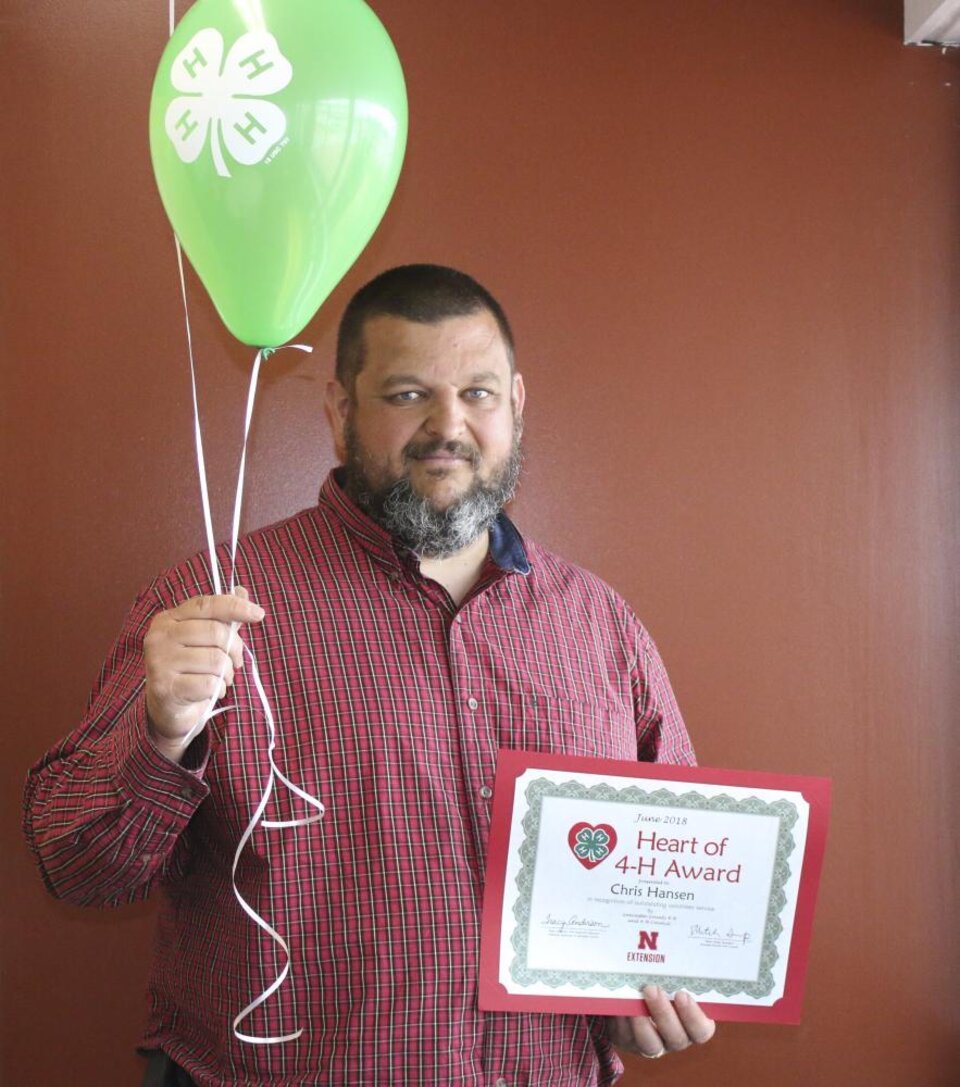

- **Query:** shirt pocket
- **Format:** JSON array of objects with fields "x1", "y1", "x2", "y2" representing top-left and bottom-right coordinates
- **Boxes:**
[{"x1": 499, "y1": 693, "x2": 637, "y2": 761}]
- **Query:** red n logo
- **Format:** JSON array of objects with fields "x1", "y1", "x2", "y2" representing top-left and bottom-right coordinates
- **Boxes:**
[{"x1": 637, "y1": 930, "x2": 659, "y2": 950}]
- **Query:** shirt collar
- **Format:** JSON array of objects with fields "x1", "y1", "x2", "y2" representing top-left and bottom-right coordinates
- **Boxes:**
[
  {"x1": 319, "y1": 469, "x2": 530, "y2": 576},
  {"x1": 488, "y1": 510, "x2": 531, "y2": 575}
]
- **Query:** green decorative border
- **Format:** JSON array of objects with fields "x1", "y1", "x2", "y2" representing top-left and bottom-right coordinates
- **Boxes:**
[{"x1": 509, "y1": 778, "x2": 799, "y2": 998}]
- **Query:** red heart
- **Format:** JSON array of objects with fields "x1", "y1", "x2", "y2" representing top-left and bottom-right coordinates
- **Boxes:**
[{"x1": 567, "y1": 822, "x2": 618, "y2": 869}]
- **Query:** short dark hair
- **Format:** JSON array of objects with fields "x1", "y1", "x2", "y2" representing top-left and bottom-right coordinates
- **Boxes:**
[{"x1": 335, "y1": 264, "x2": 515, "y2": 392}]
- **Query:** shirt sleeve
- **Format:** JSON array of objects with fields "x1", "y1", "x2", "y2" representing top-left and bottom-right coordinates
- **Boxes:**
[
  {"x1": 621, "y1": 602, "x2": 697, "y2": 767},
  {"x1": 22, "y1": 583, "x2": 212, "y2": 908}
]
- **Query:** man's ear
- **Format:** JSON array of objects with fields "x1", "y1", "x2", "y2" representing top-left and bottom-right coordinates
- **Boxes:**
[
  {"x1": 512, "y1": 372, "x2": 526, "y2": 419},
  {"x1": 324, "y1": 380, "x2": 351, "y2": 462}
]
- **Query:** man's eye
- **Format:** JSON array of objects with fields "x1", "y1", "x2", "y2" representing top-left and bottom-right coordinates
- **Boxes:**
[
  {"x1": 464, "y1": 388, "x2": 493, "y2": 400},
  {"x1": 387, "y1": 391, "x2": 423, "y2": 404}
]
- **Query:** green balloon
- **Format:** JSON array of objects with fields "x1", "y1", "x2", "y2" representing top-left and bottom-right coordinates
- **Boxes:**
[{"x1": 149, "y1": 0, "x2": 407, "y2": 347}]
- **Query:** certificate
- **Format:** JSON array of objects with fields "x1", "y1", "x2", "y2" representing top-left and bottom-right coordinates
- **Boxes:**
[{"x1": 479, "y1": 752, "x2": 830, "y2": 1024}]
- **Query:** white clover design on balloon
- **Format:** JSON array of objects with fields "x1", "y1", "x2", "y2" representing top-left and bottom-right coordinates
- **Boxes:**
[{"x1": 164, "y1": 28, "x2": 293, "y2": 178}]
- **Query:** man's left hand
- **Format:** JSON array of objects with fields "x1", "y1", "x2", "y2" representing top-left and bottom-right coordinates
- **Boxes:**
[{"x1": 606, "y1": 985, "x2": 716, "y2": 1059}]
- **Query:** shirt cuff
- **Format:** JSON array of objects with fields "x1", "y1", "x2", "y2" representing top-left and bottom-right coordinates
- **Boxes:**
[{"x1": 111, "y1": 698, "x2": 211, "y2": 819}]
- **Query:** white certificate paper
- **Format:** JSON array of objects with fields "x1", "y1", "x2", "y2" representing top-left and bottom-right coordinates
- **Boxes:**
[{"x1": 479, "y1": 752, "x2": 830, "y2": 1023}]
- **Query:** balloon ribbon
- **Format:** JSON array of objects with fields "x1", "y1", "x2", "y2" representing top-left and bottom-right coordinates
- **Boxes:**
[{"x1": 172, "y1": 236, "x2": 325, "y2": 1045}]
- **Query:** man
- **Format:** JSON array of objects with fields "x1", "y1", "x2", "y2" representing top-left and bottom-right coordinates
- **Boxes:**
[{"x1": 24, "y1": 265, "x2": 715, "y2": 1085}]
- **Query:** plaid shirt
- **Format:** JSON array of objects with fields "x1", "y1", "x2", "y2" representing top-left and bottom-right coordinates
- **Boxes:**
[{"x1": 24, "y1": 472, "x2": 695, "y2": 1087}]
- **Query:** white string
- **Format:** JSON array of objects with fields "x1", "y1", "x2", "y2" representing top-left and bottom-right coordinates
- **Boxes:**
[
  {"x1": 180, "y1": 341, "x2": 312, "y2": 750},
  {"x1": 173, "y1": 238, "x2": 222, "y2": 596},
  {"x1": 170, "y1": 321, "x2": 325, "y2": 1045},
  {"x1": 231, "y1": 645, "x2": 325, "y2": 1045},
  {"x1": 169, "y1": 332, "x2": 322, "y2": 1047},
  {"x1": 165, "y1": 0, "x2": 325, "y2": 1046},
  {"x1": 228, "y1": 347, "x2": 267, "y2": 586}
]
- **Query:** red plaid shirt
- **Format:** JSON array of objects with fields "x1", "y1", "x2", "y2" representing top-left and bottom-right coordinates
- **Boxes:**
[{"x1": 24, "y1": 472, "x2": 695, "y2": 1086}]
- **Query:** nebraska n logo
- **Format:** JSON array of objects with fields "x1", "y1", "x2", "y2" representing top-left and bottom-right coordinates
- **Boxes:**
[{"x1": 637, "y1": 930, "x2": 659, "y2": 951}]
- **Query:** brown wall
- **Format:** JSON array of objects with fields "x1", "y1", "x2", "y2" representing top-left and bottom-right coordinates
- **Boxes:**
[{"x1": 3, "y1": 1, "x2": 958, "y2": 1084}]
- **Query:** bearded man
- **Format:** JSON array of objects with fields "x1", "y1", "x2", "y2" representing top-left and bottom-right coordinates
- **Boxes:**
[{"x1": 24, "y1": 265, "x2": 715, "y2": 1086}]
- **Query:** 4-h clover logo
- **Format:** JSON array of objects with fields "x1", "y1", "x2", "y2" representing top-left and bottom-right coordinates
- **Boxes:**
[
  {"x1": 567, "y1": 821, "x2": 618, "y2": 870},
  {"x1": 164, "y1": 27, "x2": 293, "y2": 178}
]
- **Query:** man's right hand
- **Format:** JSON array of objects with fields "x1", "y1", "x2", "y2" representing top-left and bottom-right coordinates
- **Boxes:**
[{"x1": 143, "y1": 587, "x2": 265, "y2": 763}]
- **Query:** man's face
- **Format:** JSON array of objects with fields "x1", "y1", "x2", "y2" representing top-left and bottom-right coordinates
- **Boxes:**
[{"x1": 325, "y1": 311, "x2": 525, "y2": 556}]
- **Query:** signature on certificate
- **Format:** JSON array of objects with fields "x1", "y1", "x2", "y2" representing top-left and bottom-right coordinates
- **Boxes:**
[
  {"x1": 541, "y1": 913, "x2": 610, "y2": 937},
  {"x1": 690, "y1": 924, "x2": 752, "y2": 947}
]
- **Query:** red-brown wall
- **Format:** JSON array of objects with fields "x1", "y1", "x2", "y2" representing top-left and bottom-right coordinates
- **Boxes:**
[{"x1": 3, "y1": 1, "x2": 958, "y2": 1084}]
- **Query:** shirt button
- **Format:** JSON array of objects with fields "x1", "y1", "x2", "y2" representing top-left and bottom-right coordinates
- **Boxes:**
[
  {"x1": 480, "y1": 785, "x2": 493, "y2": 799},
  {"x1": 178, "y1": 786, "x2": 194, "y2": 800},
  {"x1": 495, "y1": 1079, "x2": 508, "y2": 1087},
  {"x1": 467, "y1": 697, "x2": 479, "y2": 710}
]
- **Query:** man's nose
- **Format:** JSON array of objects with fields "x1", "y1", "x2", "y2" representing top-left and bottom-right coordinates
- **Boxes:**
[{"x1": 423, "y1": 392, "x2": 466, "y2": 439}]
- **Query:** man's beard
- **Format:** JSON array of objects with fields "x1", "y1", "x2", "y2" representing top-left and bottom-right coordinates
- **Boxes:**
[{"x1": 344, "y1": 423, "x2": 523, "y2": 559}]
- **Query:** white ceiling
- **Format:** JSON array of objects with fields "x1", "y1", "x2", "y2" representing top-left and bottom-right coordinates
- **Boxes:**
[{"x1": 905, "y1": 0, "x2": 960, "y2": 44}]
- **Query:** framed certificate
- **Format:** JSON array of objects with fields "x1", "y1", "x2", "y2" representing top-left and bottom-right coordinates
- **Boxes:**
[{"x1": 479, "y1": 751, "x2": 831, "y2": 1024}]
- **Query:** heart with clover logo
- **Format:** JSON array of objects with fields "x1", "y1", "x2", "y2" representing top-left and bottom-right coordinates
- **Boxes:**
[{"x1": 567, "y1": 822, "x2": 618, "y2": 870}]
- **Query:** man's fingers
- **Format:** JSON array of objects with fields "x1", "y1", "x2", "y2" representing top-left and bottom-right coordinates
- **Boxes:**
[
  {"x1": 167, "y1": 646, "x2": 236, "y2": 685},
  {"x1": 227, "y1": 629, "x2": 245, "y2": 671},
  {"x1": 143, "y1": 590, "x2": 260, "y2": 749},
  {"x1": 171, "y1": 620, "x2": 246, "y2": 669},
  {"x1": 148, "y1": 648, "x2": 235, "y2": 702},
  {"x1": 173, "y1": 620, "x2": 238, "y2": 651},
  {"x1": 640, "y1": 985, "x2": 690, "y2": 1051},
  {"x1": 644, "y1": 986, "x2": 715, "y2": 1050},
  {"x1": 170, "y1": 591, "x2": 265, "y2": 627},
  {"x1": 606, "y1": 987, "x2": 717, "y2": 1060},
  {"x1": 673, "y1": 989, "x2": 717, "y2": 1044},
  {"x1": 611, "y1": 1015, "x2": 666, "y2": 1057},
  {"x1": 169, "y1": 672, "x2": 230, "y2": 706}
]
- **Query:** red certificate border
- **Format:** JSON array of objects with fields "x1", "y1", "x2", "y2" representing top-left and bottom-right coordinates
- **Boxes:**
[{"x1": 479, "y1": 751, "x2": 831, "y2": 1024}]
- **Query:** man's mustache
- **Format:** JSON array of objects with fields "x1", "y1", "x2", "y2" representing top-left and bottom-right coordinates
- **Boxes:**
[{"x1": 402, "y1": 439, "x2": 481, "y2": 468}]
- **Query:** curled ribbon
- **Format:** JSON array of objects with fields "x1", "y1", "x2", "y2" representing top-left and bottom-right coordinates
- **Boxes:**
[{"x1": 171, "y1": 240, "x2": 325, "y2": 1045}]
